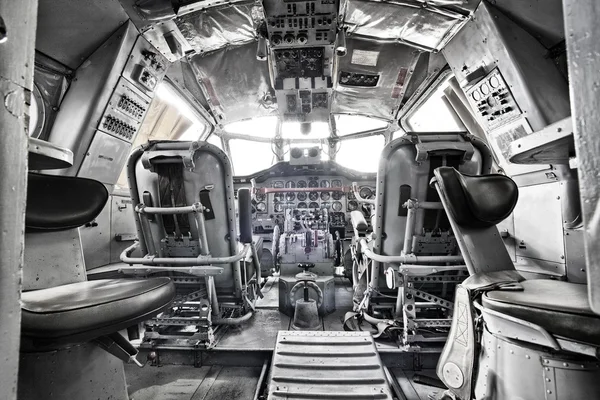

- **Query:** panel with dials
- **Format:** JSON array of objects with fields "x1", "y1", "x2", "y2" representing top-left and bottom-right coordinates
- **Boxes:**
[
  {"x1": 466, "y1": 68, "x2": 522, "y2": 131},
  {"x1": 251, "y1": 176, "x2": 374, "y2": 235},
  {"x1": 262, "y1": 0, "x2": 339, "y2": 125}
]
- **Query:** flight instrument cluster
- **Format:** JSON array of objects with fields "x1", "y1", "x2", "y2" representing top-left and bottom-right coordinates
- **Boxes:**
[{"x1": 252, "y1": 176, "x2": 375, "y2": 235}]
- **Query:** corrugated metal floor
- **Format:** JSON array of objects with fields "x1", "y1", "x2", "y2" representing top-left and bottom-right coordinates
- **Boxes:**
[{"x1": 267, "y1": 330, "x2": 393, "y2": 400}]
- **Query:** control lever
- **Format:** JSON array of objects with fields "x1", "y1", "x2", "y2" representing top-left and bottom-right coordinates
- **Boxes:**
[
  {"x1": 297, "y1": 263, "x2": 316, "y2": 301},
  {"x1": 94, "y1": 332, "x2": 144, "y2": 367}
]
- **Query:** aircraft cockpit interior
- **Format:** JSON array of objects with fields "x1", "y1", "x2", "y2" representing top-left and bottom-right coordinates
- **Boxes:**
[{"x1": 2, "y1": 0, "x2": 600, "y2": 399}]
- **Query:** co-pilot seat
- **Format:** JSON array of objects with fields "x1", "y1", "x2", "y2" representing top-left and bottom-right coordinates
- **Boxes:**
[
  {"x1": 432, "y1": 167, "x2": 600, "y2": 400},
  {"x1": 18, "y1": 173, "x2": 175, "y2": 400}
]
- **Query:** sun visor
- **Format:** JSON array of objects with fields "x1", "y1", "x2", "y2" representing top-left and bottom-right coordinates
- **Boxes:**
[
  {"x1": 189, "y1": 43, "x2": 275, "y2": 124},
  {"x1": 341, "y1": 0, "x2": 481, "y2": 52},
  {"x1": 331, "y1": 39, "x2": 421, "y2": 120},
  {"x1": 175, "y1": 1, "x2": 257, "y2": 54}
]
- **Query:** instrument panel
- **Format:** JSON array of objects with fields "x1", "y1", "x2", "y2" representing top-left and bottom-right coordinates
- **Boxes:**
[{"x1": 251, "y1": 176, "x2": 375, "y2": 234}]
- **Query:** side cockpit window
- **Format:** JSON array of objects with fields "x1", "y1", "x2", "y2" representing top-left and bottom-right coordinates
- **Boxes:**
[{"x1": 115, "y1": 82, "x2": 210, "y2": 190}]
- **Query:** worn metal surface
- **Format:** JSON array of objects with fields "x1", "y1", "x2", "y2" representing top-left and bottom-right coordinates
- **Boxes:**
[
  {"x1": 215, "y1": 309, "x2": 290, "y2": 351},
  {"x1": 474, "y1": 329, "x2": 600, "y2": 400},
  {"x1": 563, "y1": 0, "x2": 600, "y2": 314},
  {"x1": 490, "y1": 0, "x2": 565, "y2": 48},
  {"x1": 267, "y1": 330, "x2": 393, "y2": 399},
  {"x1": 332, "y1": 39, "x2": 420, "y2": 120},
  {"x1": 341, "y1": 0, "x2": 480, "y2": 52},
  {"x1": 23, "y1": 229, "x2": 87, "y2": 291},
  {"x1": 18, "y1": 342, "x2": 128, "y2": 400},
  {"x1": 80, "y1": 199, "x2": 112, "y2": 269},
  {"x1": 508, "y1": 117, "x2": 574, "y2": 165},
  {"x1": 32, "y1": 52, "x2": 72, "y2": 140},
  {"x1": 442, "y1": 2, "x2": 570, "y2": 173},
  {"x1": 176, "y1": 1, "x2": 256, "y2": 55},
  {"x1": 28, "y1": 137, "x2": 73, "y2": 170},
  {"x1": 47, "y1": 22, "x2": 137, "y2": 178},
  {"x1": 36, "y1": 0, "x2": 129, "y2": 69},
  {"x1": 512, "y1": 182, "x2": 566, "y2": 273},
  {"x1": 189, "y1": 43, "x2": 274, "y2": 124},
  {"x1": 0, "y1": 1, "x2": 37, "y2": 397},
  {"x1": 125, "y1": 364, "x2": 261, "y2": 400}
]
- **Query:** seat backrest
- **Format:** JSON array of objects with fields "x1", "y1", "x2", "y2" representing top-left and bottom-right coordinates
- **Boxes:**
[
  {"x1": 431, "y1": 167, "x2": 518, "y2": 275},
  {"x1": 128, "y1": 141, "x2": 247, "y2": 299},
  {"x1": 24, "y1": 173, "x2": 109, "y2": 290},
  {"x1": 371, "y1": 134, "x2": 491, "y2": 287}
]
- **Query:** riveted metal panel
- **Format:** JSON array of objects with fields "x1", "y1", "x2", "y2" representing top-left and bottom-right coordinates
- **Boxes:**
[
  {"x1": 512, "y1": 182, "x2": 565, "y2": 276},
  {"x1": 563, "y1": 0, "x2": 600, "y2": 314}
]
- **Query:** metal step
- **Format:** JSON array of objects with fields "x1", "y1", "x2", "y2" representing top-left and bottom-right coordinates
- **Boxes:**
[{"x1": 267, "y1": 331, "x2": 393, "y2": 399}]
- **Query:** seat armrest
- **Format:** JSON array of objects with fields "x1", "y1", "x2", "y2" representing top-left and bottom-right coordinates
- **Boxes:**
[{"x1": 350, "y1": 211, "x2": 368, "y2": 236}]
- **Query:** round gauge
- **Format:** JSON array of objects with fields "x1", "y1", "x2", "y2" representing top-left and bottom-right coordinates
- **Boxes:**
[
  {"x1": 256, "y1": 202, "x2": 267, "y2": 213},
  {"x1": 320, "y1": 180, "x2": 330, "y2": 188},
  {"x1": 348, "y1": 191, "x2": 356, "y2": 200},
  {"x1": 331, "y1": 179, "x2": 342, "y2": 188},
  {"x1": 255, "y1": 193, "x2": 265, "y2": 202},
  {"x1": 285, "y1": 180, "x2": 296, "y2": 188},
  {"x1": 320, "y1": 192, "x2": 330, "y2": 201},
  {"x1": 489, "y1": 76, "x2": 500, "y2": 88},
  {"x1": 480, "y1": 83, "x2": 490, "y2": 95},
  {"x1": 298, "y1": 202, "x2": 307, "y2": 209},
  {"x1": 359, "y1": 186, "x2": 373, "y2": 199},
  {"x1": 309, "y1": 192, "x2": 319, "y2": 201},
  {"x1": 273, "y1": 181, "x2": 284, "y2": 188},
  {"x1": 274, "y1": 203, "x2": 284, "y2": 213},
  {"x1": 286, "y1": 192, "x2": 296, "y2": 201},
  {"x1": 332, "y1": 201, "x2": 343, "y2": 212},
  {"x1": 274, "y1": 193, "x2": 285, "y2": 202},
  {"x1": 297, "y1": 180, "x2": 307, "y2": 188},
  {"x1": 321, "y1": 202, "x2": 330, "y2": 209},
  {"x1": 347, "y1": 200, "x2": 358, "y2": 211},
  {"x1": 308, "y1": 180, "x2": 319, "y2": 188},
  {"x1": 297, "y1": 192, "x2": 307, "y2": 201},
  {"x1": 309, "y1": 202, "x2": 319, "y2": 209},
  {"x1": 472, "y1": 91, "x2": 481, "y2": 102},
  {"x1": 332, "y1": 191, "x2": 344, "y2": 200}
]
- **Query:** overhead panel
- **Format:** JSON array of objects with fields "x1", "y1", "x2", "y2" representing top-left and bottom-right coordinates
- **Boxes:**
[
  {"x1": 341, "y1": 0, "x2": 481, "y2": 52},
  {"x1": 262, "y1": 0, "x2": 340, "y2": 126},
  {"x1": 189, "y1": 43, "x2": 275, "y2": 124},
  {"x1": 332, "y1": 39, "x2": 420, "y2": 120}
]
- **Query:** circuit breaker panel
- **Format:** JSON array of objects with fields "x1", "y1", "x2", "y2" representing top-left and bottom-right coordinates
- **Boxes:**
[
  {"x1": 48, "y1": 22, "x2": 168, "y2": 189},
  {"x1": 262, "y1": 0, "x2": 339, "y2": 127}
]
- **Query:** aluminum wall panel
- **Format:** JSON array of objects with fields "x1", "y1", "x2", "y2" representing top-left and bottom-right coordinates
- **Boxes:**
[
  {"x1": 176, "y1": 2, "x2": 256, "y2": 54},
  {"x1": 189, "y1": 43, "x2": 275, "y2": 124}
]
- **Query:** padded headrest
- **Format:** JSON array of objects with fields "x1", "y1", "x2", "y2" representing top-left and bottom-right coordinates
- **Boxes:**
[
  {"x1": 26, "y1": 173, "x2": 109, "y2": 231},
  {"x1": 432, "y1": 167, "x2": 518, "y2": 228}
]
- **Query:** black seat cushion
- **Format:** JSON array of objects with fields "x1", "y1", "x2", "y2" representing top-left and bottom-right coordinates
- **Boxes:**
[
  {"x1": 433, "y1": 167, "x2": 518, "y2": 228},
  {"x1": 483, "y1": 280, "x2": 600, "y2": 345},
  {"x1": 21, "y1": 278, "x2": 175, "y2": 343},
  {"x1": 26, "y1": 173, "x2": 109, "y2": 231}
]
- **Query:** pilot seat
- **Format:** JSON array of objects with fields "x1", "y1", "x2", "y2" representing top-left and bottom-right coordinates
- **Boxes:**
[
  {"x1": 120, "y1": 140, "x2": 262, "y2": 347},
  {"x1": 432, "y1": 167, "x2": 600, "y2": 400},
  {"x1": 18, "y1": 172, "x2": 175, "y2": 400}
]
